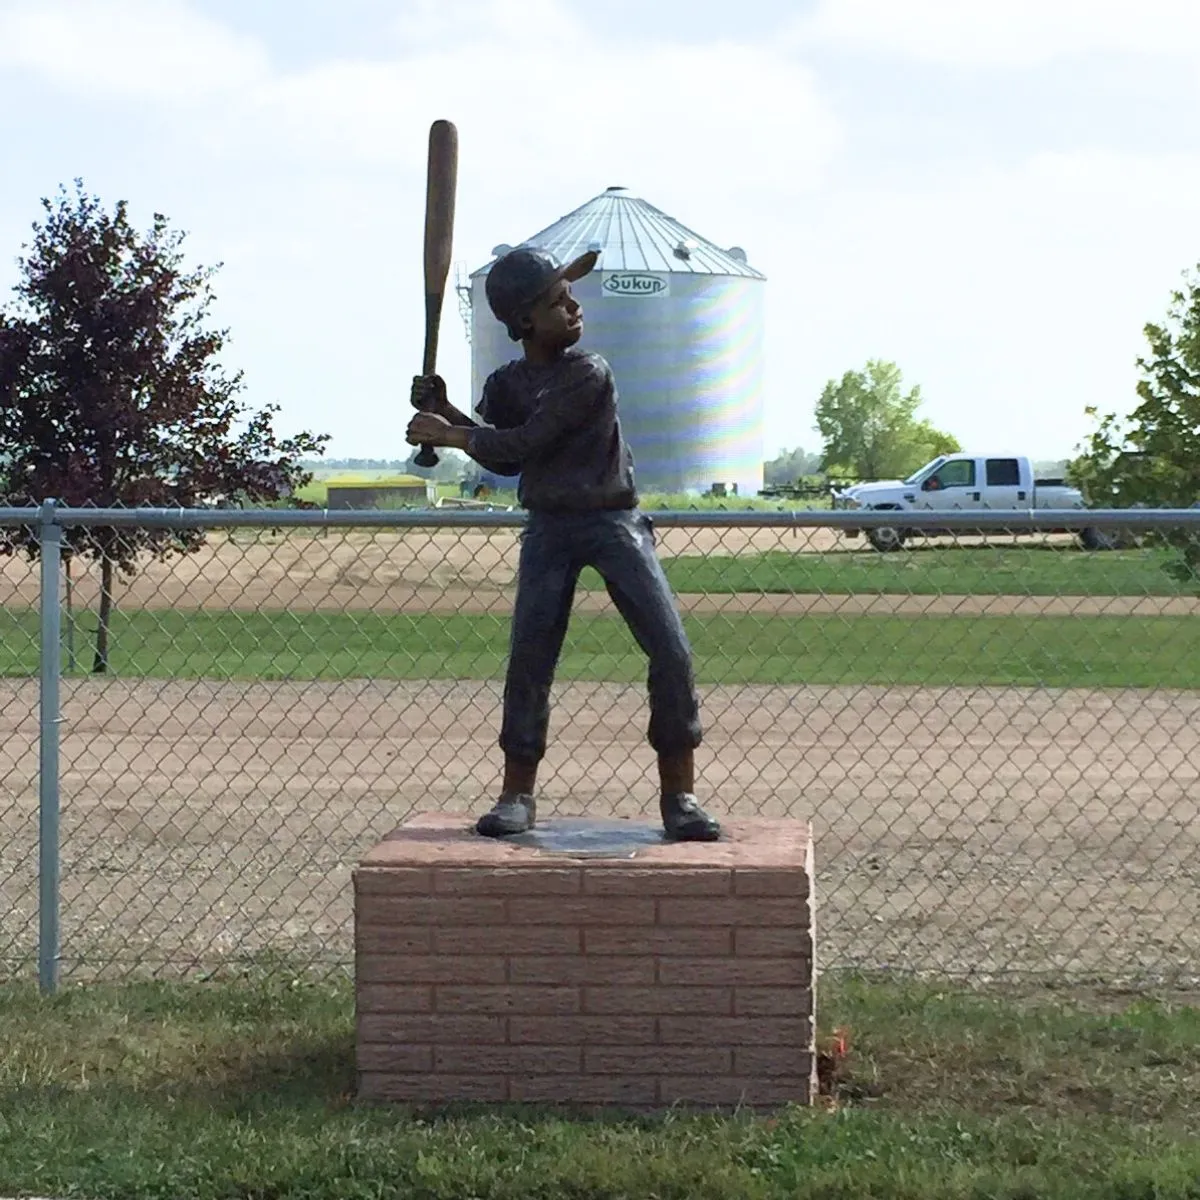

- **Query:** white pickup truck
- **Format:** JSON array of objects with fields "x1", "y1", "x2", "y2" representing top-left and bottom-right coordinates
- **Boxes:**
[{"x1": 831, "y1": 454, "x2": 1098, "y2": 551}]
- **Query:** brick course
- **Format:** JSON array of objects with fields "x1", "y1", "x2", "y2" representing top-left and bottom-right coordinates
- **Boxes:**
[{"x1": 354, "y1": 815, "x2": 816, "y2": 1110}]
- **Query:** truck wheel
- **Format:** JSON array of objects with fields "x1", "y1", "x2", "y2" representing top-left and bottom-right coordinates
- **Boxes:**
[
  {"x1": 1079, "y1": 526, "x2": 1115, "y2": 551},
  {"x1": 867, "y1": 520, "x2": 905, "y2": 552}
]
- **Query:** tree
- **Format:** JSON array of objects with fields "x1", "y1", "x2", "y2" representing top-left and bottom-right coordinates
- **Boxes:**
[
  {"x1": 1068, "y1": 265, "x2": 1200, "y2": 575},
  {"x1": 1033, "y1": 460, "x2": 1069, "y2": 480},
  {"x1": 814, "y1": 359, "x2": 960, "y2": 480},
  {"x1": 405, "y1": 446, "x2": 471, "y2": 484},
  {"x1": 0, "y1": 181, "x2": 329, "y2": 672},
  {"x1": 763, "y1": 446, "x2": 823, "y2": 486}
]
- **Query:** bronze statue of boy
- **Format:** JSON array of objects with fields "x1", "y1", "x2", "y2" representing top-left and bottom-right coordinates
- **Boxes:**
[{"x1": 407, "y1": 246, "x2": 719, "y2": 842}]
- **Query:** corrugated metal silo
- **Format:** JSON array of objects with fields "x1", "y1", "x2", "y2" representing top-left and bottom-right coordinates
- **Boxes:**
[{"x1": 468, "y1": 187, "x2": 766, "y2": 497}]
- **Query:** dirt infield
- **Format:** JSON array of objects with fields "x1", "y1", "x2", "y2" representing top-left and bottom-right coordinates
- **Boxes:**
[
  {"x1": 2, "y1": 676, "x2": 1197, "y2": 985},
  {"x1": 2, "y1": 527, "x2": 1197, "y2": 985}
]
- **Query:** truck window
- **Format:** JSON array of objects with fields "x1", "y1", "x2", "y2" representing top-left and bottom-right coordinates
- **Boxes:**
[
  {"x1": 986, "y1": 458, "x2": 1021, "y2": 487},
  {"x1": 929, "y1": 459, "x2": 975, "y2": 488}
]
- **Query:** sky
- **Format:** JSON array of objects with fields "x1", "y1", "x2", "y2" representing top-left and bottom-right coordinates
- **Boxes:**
[{"x1": 1, "y1": 0, "x2": 1197, "y2": 465}]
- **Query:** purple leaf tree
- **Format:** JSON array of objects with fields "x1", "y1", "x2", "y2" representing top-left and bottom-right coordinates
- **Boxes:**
[{"x1": 0, "y1": 180, "x2": 330, "y2": 673}]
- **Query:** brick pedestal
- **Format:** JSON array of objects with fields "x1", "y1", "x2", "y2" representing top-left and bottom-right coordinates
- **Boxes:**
[{"x1": 354, "y1": 814, "x2": 816, "y2": 1110}]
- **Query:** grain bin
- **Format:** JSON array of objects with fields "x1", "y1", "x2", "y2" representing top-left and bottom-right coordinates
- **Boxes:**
[{"x1": 467, "y1": 187, "x2": 766, "y2": 497}]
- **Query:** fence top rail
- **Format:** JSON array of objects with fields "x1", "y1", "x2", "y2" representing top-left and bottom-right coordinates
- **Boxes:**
[{"x1": 1, "y1": 504, "x2": 1200, "y2": 532}]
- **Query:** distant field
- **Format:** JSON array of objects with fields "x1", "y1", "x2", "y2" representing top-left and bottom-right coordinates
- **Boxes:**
[
  {"x1": 639, "y1": 492, "x2": 824, "y2": 512},
  {"x1": 291, "y1": 474, "x2": 814, "y2": 510},
  {"x1": 6, "y1": 606, "x2": 1199, "y2": 688},
  {"x1": 292, "y1": 473, "x2": 459, "y2": 506},
  {"x1": 641, "y1": 545, "x2": 1196, "y2": 598}
]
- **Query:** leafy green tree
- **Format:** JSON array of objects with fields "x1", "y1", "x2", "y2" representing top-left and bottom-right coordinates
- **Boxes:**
[
  {"x1": 1069, "y1": 266, "x2": 1200, "y2": 575},
  {"x1": 763, "y1": 446, "x2": 823, "y2": 486},
  {"x1": 815, "y1": 360, "x2": 960, "y2": 480},
  {"x1": 0, "y1": 181, "x2": 329, "y2": 672}
]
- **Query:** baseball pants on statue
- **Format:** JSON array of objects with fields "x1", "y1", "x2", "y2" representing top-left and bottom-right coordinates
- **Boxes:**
[{"x1": 500, "y1": 508, "x2": 703, "y2": 765}]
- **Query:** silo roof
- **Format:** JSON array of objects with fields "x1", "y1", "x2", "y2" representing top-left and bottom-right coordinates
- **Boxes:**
[{"x1": 471, "y1": 186, "x2": 765, "y2": 280}]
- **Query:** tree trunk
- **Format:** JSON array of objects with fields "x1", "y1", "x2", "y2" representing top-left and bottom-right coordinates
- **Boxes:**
[
  {"x1": 64, "y1": 555, "x2": 76, "y2": 672},
  {"x1": 92, "y1": 553, "x2": 114, "y2": 675}
]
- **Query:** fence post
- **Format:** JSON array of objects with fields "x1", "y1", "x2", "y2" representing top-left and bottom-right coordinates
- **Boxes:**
[{"x1": 38, "y1": 499, "x2": 63, "y2": 995}]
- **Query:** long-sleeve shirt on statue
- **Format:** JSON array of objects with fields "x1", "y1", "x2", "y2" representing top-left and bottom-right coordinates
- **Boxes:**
[{"x1": 462, "y1": 349, "x2": 638, "y2": 514}]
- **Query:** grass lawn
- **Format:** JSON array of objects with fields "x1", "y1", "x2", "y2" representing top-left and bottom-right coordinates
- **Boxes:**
[
  {"x1": 2, "y1": 973, "x2": 1198, "y2": 1199},
  {"x1": 647, "y1": 545, "x2": 1197, "y2": 598},
  {"x1": 5, "y1": 605, "x2": 1200, "y2": 688}
]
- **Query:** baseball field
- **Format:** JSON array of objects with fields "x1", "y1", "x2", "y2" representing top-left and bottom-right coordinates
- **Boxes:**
[{"x1": 1, "y1": 521, "x2": 1197, "y2": 986}]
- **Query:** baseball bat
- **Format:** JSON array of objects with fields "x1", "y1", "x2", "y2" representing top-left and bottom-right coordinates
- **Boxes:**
[{"x1": 413, "y1": 119, "x2": 459, "y2": 469}]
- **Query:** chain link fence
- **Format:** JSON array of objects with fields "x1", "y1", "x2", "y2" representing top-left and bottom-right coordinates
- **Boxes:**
[{"x1": 2, "y1": 504, "x2": 1198, "y2": 989}]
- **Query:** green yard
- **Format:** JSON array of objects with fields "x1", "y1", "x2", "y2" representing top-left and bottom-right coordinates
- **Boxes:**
[
  {"x1": 3, "y1": 604, "x2": 1198, "y2": 689},
  {"x1": 10, "y1": 529, "x2": 1198, "y2": 691},
  {"x1": 2, "y1": 973, "x2": 1197, "y2": 1199}
]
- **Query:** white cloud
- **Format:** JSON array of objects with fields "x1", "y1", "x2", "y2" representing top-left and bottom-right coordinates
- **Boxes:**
[
  {"x1": 390, "y1": 0, "x2": 575, "y2": 48},
  {"x1": 792, "y1": 0, "x2": 1200, "y2": 67},
  {"x1": 4, "y1": 0, "x2": 1194, "y2": 462},
  {"x1": 246, "y1": 12, "x2": 839, "y2": 208},
  {"x1": 0, "y1": 0, "x2": 269, "y2": 99},
  {"x1": 212, "y1": 2, "x2": 841, "y2": 449},
  {"x1": 0, "y1": 0, "x2": 838, "y2": 453},
  {"x1": 0, "y1": 0, "x2": 839, "y2": 217}
]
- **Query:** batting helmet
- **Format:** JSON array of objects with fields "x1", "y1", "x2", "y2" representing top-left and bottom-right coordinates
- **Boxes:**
[{"x1": 485, "y1": 246, "x2": 600, "y2": 340}]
